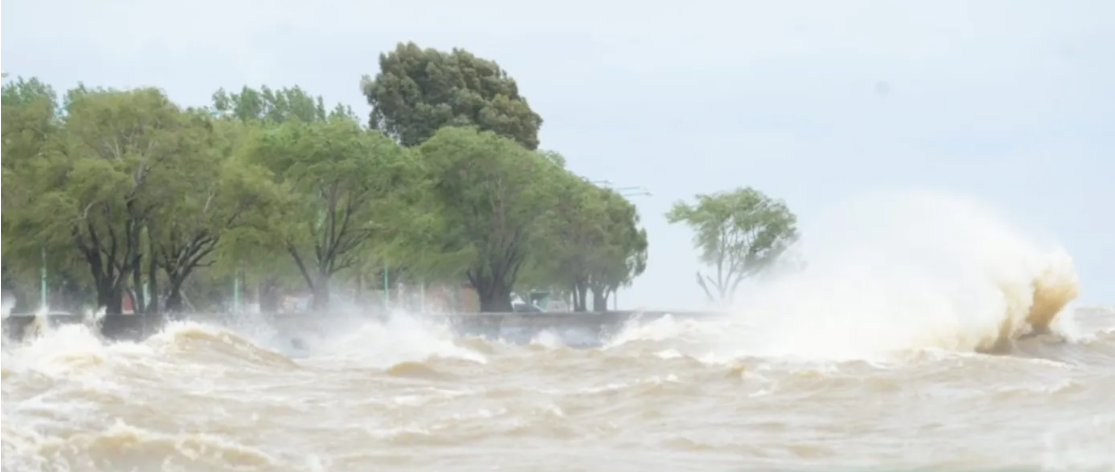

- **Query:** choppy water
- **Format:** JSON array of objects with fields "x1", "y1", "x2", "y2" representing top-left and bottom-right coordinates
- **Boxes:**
[
  {"x1": 3, "y1": 307, "x2": 1114, "y2": 472},
  {"x1": 5, "y1": 191, "x2": 1114, "y2": 471}
]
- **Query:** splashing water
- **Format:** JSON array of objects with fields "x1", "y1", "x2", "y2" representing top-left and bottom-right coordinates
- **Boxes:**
[
  {"x1": 729, "y1": 189, "x2": 1079, "y2": 359},
  {"x1": 3, "y1": 191, "x2": 1112, "y2": 472}
]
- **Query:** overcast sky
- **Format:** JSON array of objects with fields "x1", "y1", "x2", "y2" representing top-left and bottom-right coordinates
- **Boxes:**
[{"x1": 3, "y1": 0, "x2": 1113, "y2": 310}]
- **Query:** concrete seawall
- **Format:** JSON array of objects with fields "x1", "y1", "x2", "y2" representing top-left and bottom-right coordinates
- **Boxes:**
[{"x1": 2, "y1": 310, "x2": 729, "y2": 343}]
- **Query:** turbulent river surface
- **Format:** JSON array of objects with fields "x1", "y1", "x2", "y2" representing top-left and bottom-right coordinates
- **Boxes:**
[
  {"x1": 2, "y1": 307, "x2": 1114, "y2": 472},
  {"x1": 5, "y1": 192, "x2": 1115, "y2": 472}
]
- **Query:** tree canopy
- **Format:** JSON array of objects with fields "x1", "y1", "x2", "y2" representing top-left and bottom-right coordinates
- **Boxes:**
[
  {"x1": 1, "y1": 49, "x2": 648, "y2": 316},
  {"x1": 361, "y1": 42, "x2": 543, "y2": 149},
  {"x1": 666, "y1": 187, "x2": 798, "y2": 306}
]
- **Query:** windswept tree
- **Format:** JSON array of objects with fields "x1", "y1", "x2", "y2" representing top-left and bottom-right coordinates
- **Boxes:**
[
  {"x1": 361, "y1": 42, "x2": 543, "y2": 149},
  {"x1": 4, "y1": 86, "x2": 216, "y2": 314},
  {"x1": 586, "y1": 190, "x2": 648, "y2": 311},
  {"x1": 533, "y1": 176, "x2": 648, "y2": 312},
  {"x1": 246, "y1": 116, "x2": 414, "y2": 310},
  {"x1": 150, "y1": 120, "x2": 279, "y2": 313},
  {"x1": 416, "y1": 127, "x2": 558, "y2": 311},
  {"x1": 1, "y1": 76, "x2": 65, "y2": 313},
  {"x1": 212, "y1": 85, "x2": 356, "y2": 123},
  {"x1": 666, "y1": 187, "x2": 797, "y2": 306},
  {"x1": 1, "y1": 76, "x2": 57, "y2": 207}
]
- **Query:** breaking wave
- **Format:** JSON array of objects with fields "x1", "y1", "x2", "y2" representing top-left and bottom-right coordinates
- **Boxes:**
[{"x1": 723, "y1": 189, "x2": 1081, "y2": 359}]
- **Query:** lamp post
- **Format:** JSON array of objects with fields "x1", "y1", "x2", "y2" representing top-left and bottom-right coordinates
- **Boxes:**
[
  {"x1": 40, "y1": 248, "x2": 47, "y2": 313},
  {"x1": 383, "y1": 263, "x2": 389, "y2": 311}
]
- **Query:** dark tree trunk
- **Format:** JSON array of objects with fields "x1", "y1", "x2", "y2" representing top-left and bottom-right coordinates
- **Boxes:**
[
  {"x1": 165, "y1": 278, "x2": 186, "y2": 313},
  {"x1": 591, "y1": 286, "x2": 609, "y2": 313},
  {"x1": 471, "y1": 272, "x2": 513, "y2": 313},
  {"x1": 312, "y1": 273, "x2": 331, "y2": 311},
  {"x1": 78, "y1": 219, "x2": 139, "y2": 317},
  {"x1": 478, "y1": 287, "x2": 513, "y2": 312},
  {"x1": 573, "y1": 283, "x2": 589, "y2": 312},
  {"x1": 147, "y1": 224, "x2": 159, "y2": 315},
  {"x1": 101, "y1": 284, "x2": 124, "y2": 315}
]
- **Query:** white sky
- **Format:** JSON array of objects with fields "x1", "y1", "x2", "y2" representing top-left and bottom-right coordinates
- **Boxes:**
[{"x1": 3, "y1": 0, "x2": 1113, "y2": 309}]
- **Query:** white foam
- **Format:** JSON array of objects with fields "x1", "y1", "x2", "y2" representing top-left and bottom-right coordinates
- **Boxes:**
[{"x1": 726, "y1": 189, "x2": 1079, "y2": 360}]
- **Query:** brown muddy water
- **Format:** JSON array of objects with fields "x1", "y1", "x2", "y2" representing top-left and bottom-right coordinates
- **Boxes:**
[{"x1": 2, "y1": 306, "x2": 1113, "y2": 472}]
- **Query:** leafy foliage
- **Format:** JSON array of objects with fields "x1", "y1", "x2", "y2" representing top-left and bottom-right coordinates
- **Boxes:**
[
  {"x1": 666, "y1": 187, "x2": 797, "y2": 306},
  {"x1": 415, "y1": 127, "x2": 558, "y2": 311},
  {"x1": 245, "y1": 116, "x2": 413, "y2": 309},
  {"x1": 2, "y1": 64, "x2": 652, "y2": 315},
  {"x1": 531, "y1": 176, "x2": 648, "y2": 311},
  {"x1": 361, "y1": 42, "x2": 543, "y2": 149}
]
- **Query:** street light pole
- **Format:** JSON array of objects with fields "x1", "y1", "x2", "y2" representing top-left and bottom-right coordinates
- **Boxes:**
[{"x1": 40, "y1": 247, "x2": 47, "y2": 313}]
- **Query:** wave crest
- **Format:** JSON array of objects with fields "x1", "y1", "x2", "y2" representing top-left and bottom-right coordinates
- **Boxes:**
[{"x1": 729, "y1": 190, "x2": 1081, "y2": 359}]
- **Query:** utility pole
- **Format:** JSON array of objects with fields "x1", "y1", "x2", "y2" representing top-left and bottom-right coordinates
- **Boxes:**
[
  {"x1": 40, "y1": 247, "x2": 47, "y2": 313},
  {"x1": 233, "y1": 268, "x2": 241, "y2": 313},
  {"x1": 383, "y1": 263, "x2": 389, "y2": 310}
]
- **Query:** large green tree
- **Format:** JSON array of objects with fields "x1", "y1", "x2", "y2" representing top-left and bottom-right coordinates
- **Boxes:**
[
  {"x1": 3, "y1": 86, "x2": 210, "y2": 314},
  {"x1": 416, "y1": 127, "x2": 558, "y2": 311},
  {"x1": 150, "y1": 116, "x2": 278, "y2": 313},
  {"x1": 245, "y1": 116, "x2": 414, "y2": 310},
  {"x1": 2, "y1": 76, "x2": 71, "y2": 313},
  {"x1": 586, "y1": 190, "x2": 648, "y2": 311},
  {"x1": 666, "y1": 187, "x2": 797, "y2": 305},
  {"x1": 361, "y1": 42, "x2": 543, "y2": 149},
  {"x1": 532, "y1": 176, "x2": 648, "y2": 312}
]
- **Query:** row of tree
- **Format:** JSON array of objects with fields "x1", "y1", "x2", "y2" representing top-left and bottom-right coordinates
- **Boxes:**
[{"x1": 1, "y1": 43, "x2": 647, "y2": 315}]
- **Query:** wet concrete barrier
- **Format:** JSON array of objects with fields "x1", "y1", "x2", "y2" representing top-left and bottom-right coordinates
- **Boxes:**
[
  {"x1": 2, "y1": 310, "x2": 729, "y2": 343},
  {"x1": 1, "y1": 312, "x2": 167, "y2": 342},
  {"x1": 438, "y1": 310, "x2": 722, "y2": 330},
  {"x1": 1, "y1": 312, "x2": 87, "y2": 340}
]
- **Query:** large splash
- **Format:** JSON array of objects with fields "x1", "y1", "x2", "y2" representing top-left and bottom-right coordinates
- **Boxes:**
[{"x1": 731, "y1": 189, "x2": 1079, "y2": 359}]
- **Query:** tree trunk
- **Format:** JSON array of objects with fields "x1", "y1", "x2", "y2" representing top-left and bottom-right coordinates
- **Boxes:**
[
  {"x1": 478, "y1": 287, "x2": 513, "y2": 312},
  {"x1": 312, "y1": 273, "x2": 331, "y2": 311},
  {"x1": 166, "y1": 278, "x2": 186, "y2": 313},
  {"x1": 147, "y1": 224, "x2": 160, "y2": 315},
  {"x1": 591, "y1": 286, "x2": 609, "y2": 313},
  {"x1": 573, "y1": 283, "x2": 589, "y2": 312},
  {"x1": 101, "y1": 283, "x2": 124, "y2": 315},
  {"x1": 468, "y1": 267, "x2": 515, "y2": 313}
]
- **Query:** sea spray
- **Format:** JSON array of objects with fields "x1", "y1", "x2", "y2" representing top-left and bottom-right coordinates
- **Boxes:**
[{"x1": 728, "y1": 189, "x2": 1079, "y2": 359}]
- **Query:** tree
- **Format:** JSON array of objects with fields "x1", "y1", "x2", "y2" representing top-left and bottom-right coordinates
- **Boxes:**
[
  {"x1": 529, "y1": 176, "x2": 648, "y2": 312},
  {"x1": 1, "y1": 80, "x2": 56, "y2": 314},
  {"x1": 212, "y1": 85, "x2": 356, "y2": 124},
  {"x1": 416, "y1": 127, "x2": 558, "y2": 312},
  {"x1": 361, "y1": 42, "x2": 543, "y2": 149},
  {"x1": 246, "y1": 116, "x2": 413, "y2": 310},
  {"x1": 150, "y1": 116, "x2": 278, "y2": 313},
  {"x1": 666, "y1": 187, "x2": 797, "y2": 306},
  {"x1": 586, "y1": 190, "x2": 648, "y2": 311},
  {"x1": 533, "y1": 176, "x2": 603, "y2": 312},
  {"x1": 5, "y1": 86, "x2": 207, "y2": 314}
]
